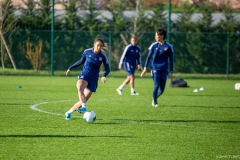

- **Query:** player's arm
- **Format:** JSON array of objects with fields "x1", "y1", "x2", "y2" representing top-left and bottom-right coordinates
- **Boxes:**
[
  {"x1": 137, "y1": 48, "x2": 142, "y2": 71},
  {"x1": 137, "y1": 64, "x2": 142, "y2": 71},
  {"x1": 140, "y1": 67, "x2": 147, "y2": 77},
  {"x1": 101, "y1": 55, "x2": 111, "y2": 83},
  {"x1": 169, "y1": 45, "x2": 174, "y2": 82},
  {"x1": 66, "y1": 53, "x2": 86, "y2": 76},
  {"x1": 119, "y1": 46, "x2": 129, "y2": 69},
  {"x1": 140, "y1": 48, "x2": 153, "y2": 77}
]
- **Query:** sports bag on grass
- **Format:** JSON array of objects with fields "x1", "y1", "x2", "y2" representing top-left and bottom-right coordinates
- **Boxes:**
[{"x1": 170, "y1": 78, "x2": 189, "y2": 88}]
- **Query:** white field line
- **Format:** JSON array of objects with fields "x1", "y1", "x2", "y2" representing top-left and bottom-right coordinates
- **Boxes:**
[
  {"x1": 29, "y1": 101, "x2": 239, "y2": 130},
  {"x1": 30, "y1": 100, "x2": 77, "y2": 117},
  {"x1": 30, "y1": 101, "x2": 64, "y2": 116}
]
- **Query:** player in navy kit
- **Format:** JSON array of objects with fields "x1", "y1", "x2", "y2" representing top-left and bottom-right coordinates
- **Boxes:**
[
  {"x1": 141, "y1": 28, "x2": 173, "y2": 107},
  {"x1": 116, "y1": 35, "x2": 142, "y2": 95},
  {"x1": 65, "y1": 38, "x2": 110, "y2": 120}
]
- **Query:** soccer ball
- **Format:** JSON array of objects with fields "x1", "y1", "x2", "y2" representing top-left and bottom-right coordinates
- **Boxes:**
[{"x1": 83, "y1": 111, "x2": 96, "y2": 123}]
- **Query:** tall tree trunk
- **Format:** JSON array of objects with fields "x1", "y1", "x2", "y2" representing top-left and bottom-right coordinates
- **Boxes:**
[
  {"x1": 1, "y1": 40, "x2": 5, "y2": 69},
  {"x1": 0, "y1": 30, "x2": 16, "y2": 70}
]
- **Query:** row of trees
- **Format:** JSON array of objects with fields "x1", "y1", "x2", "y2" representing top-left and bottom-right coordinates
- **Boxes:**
[
  {"x1": 0, "y1": 0, "x2": 240, "y2": 74},
  {"x1": 1, "y1": 0, "x2": 239, "y2": 33}
]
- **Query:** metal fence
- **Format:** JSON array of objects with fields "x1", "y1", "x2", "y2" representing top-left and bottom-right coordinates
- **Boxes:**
[{"x1": 0, "y1": 30, "x2": 239, "y2": 76}]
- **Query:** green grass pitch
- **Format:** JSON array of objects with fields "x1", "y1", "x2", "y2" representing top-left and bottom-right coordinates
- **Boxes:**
[{"x1": 0, "y1": 74, "x2": 239, "y2": 159}]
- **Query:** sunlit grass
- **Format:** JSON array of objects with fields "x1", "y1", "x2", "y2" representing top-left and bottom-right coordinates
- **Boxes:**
[{"x1": 0, "y1": 75, "x2": 239, "y2": 159}]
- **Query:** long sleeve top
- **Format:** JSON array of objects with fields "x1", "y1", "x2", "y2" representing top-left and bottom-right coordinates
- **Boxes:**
[
  {"x1": 68, "y1": 48, "x2": 110, "y2": 77},
  {"x1": 144, "y1": 41, "x2": 173, "y2": 72}
]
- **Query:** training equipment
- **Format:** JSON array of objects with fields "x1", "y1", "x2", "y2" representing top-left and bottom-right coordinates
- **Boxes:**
[
  {"x1": 83, "y1": 111, "x2": 96, "y2": 123},
  {"x1": 170, "y1": 78, "x2": 189, "y2": 87},
  {"x1": 235, "y1": 83, "x2": 240, "y2": 90},
  {"x1": 193, "y1": 89, "x2": 199, "y2": 92},
  {"x1": 199, "y1": 87, "x2": 204, "y2": 91}
]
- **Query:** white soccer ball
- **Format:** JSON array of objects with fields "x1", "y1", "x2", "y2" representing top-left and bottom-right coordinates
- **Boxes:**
[{"x1": 83, "y1": 111, "x2": 96, "y2": 123}]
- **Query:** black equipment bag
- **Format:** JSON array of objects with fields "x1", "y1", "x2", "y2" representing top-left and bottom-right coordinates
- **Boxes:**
[{"x1": 170, "y1": 78, "x2": 189, "y2": 87}]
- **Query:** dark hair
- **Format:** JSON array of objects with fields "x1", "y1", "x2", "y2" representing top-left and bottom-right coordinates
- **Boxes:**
[
  {"x1": 156, "y1": 28, "x2": 167, "y2": 39},
  {"x1": 94, "y1": 38, "x2": 108, "y2": 52},
  {"x1": 94, "y1": 38, "x2": 105, "y2": 47}
]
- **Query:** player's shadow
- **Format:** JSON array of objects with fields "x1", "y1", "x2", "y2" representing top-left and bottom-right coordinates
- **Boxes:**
[
  {"x1": 0, "y1": 102, "x2": 32, "y2": 105},
  {"x1": 0, "y1": 135, "x2": 134, "y2": 138},
  {"x1": 111, "y1": 119, "x2": 240, "y2": 124},
  {"x1": 163, "y1": 104, "x2": 240, "y2": 109},
  {"x1": 93, "y1": 122, "x2": 121, "y2": 125},
  {"x1": 71, "y1": 118, "x2": 119, "y2": 125}
]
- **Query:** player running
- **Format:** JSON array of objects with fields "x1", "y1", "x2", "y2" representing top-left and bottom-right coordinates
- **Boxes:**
[
  {"x1": 141, "y1": 28, "x2": 173, "y2": 107},
  {"x1": 116, "y1": 35, "x2": 142, "y2": 95},
  {"x1": 65, "y1": 38, "x2": 110, "y2": 120}
]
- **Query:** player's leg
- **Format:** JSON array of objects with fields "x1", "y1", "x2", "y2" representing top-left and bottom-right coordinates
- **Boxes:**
[
  {"x1": 157, "y1": 78, "x2": 167, "y2": 98},
  {"x1": 122, "y1": 76, "x2": 130, "y2": 87},
  {"x1": 116, "y1": 76, "x2": 130, "y2": 95},
  {"x1": 129, "y1": 74, "x2": 134, "y2": 89},
  {"x1": 77, "y1": 79, "x2": 88, "y2": 108},
  {"x1": 130, "y1": 74, "x2": 139, "y2": 95},
  {"x1": 117, "y1": 62, "x2": 131, "y2": 95},
  {"x1": 157, "y1": 71, "x2": 168, "y2": 98},
  {"x1": 152, "y1": 75, "x2": 160, "y2": 107},
  {"x1": 72, "y1": 82, "x2": 94, "y2": 109},
  {"x1": 129, "y1": 67, "x2": 139, "y2": 95},
  {"x1": 65, "y1": 92, "x2": 92, "y2": 120},
  {"x1": 71, "y1": 89, "x2": 92, "y2": 110},
  {"x1": 76, "y1": 89, "x2": 92, "y2": 113},
  {"x1": 65, "y1": 80, "x2": 88, "y2": 120}
]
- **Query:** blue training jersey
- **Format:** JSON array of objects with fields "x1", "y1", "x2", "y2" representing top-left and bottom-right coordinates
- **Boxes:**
[
  {"x1": 144, "y1": 41, "x2": 173, "y2": 72},
  {"x1": 68, "y1": 48, "x2": 110, "y2": 77},
  {"x1": 119, "y1": 44, "x2": 141, "y2": 68}
]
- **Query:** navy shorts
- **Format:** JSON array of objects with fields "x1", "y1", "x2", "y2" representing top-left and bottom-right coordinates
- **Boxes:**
[
  {"x1": 151, "y1": 70, "x2": 168, "y2": 79},
  {"x1": 78, "y1": 73, "x2": 98, "y2": 92},
  {"x1": 124, "y1": 62, "x2": 136, "y2": 76}
]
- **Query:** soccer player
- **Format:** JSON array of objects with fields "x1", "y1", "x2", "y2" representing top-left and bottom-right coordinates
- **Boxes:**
[
  {"x1": 65, "y1": 38, "x2": 110, "y2": 120},
  {"x1": 116, "y1": 35, "x2": 142, "y2": 95},
  {"x1": 141, "y1": 28, "x2": 173, "y2": 107}
]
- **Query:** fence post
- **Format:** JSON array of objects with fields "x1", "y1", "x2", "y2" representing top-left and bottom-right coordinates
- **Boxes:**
[
  {"x1": 108, "y1": 31, "x2": 112, "y2": 70},
  {"x1": 167, "y1": 0, "x2": 171, "y2": 42},
  {"x1": 226, "y1": 32, "x2": 230, "y2": 80},
  {"x1": 51, "y1": 0, "x2": 55, "y2": 76}
]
